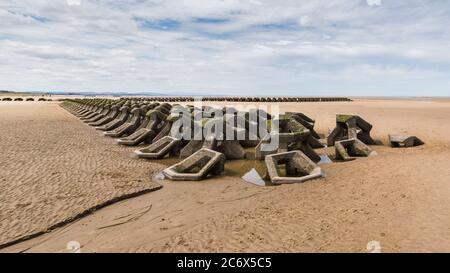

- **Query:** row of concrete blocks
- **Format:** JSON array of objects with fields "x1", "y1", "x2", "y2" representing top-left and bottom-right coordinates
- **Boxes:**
[
  {"x1": 326, "y1": 114, "x2": 424, "y2": 148},
  {"x1": 61, "y1": 99, "x2": 173, "y2": 146},
  {"x1": 61, "y1": 98, "x2": 327, "y2": 183},
  {"x1": 1, "y1": 97, "x2": 51, "y2": 101},
  {"x1": 141, "y1": 114, "x2": 424, "y2": 183},
  {"x1": 123, "y1": 97, "x2": 353, "y2": 103},
  {"x1": 158, "y1": 137, "x2": 376, "y2": 183},
  {"x1": 61, "y1": 99, "x2": 424, "y2": 185},
  {"x1": 158, "y1": 134, "x2": 423, "y2": 183}
]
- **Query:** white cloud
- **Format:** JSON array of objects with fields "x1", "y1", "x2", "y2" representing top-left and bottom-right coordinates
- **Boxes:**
[
  {"x1": 0, "y1": 0, "x2": 449, "y2": 95},
  {"x1": 66, "y1": 0, "x2": 81, "y2": 6},
  {"x1": 367, "y1": 0, "x2": 382, "y2": 7},
  {"x1": 299, "y1": 15, "x2": 311, "y2": 26}
]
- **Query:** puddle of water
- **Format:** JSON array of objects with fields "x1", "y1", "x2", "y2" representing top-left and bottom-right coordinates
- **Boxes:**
[
  {"x1": 143, "y1": 146, "x2": 269, "y2": 179},
  {"x1": 146, "y1": 154, "x2": 268, "y2": 178},
  {"x1": 225, "y1": 158, "x2": 267, "y2": 177}
]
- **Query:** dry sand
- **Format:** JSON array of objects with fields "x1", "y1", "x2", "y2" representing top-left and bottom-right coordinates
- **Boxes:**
[{"x1": 1, "y1": 98, "x2": 450, "y2": 253}]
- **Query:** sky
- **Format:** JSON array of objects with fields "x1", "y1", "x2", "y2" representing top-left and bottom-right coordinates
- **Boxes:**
[{"x1": 0, "y1": 0, "x2": 449, "y2": 96}]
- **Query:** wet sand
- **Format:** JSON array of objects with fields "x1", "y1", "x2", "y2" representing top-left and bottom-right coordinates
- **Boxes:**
[
  {"x1": 1, "y1": 98, "x2": 450, "y2": 252},
  {"x1": 0, "y1": 102, "x2": 162, "y2": 247}
]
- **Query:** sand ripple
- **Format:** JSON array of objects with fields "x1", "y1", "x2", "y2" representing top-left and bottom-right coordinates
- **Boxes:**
[{"x1": 0, "y1": 103, "x2": 162, "y2": 247}]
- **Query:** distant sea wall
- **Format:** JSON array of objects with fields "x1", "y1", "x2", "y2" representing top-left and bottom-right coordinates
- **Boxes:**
[{"x1": 121, "y1": 96, "x2": 352, "y2": 102}]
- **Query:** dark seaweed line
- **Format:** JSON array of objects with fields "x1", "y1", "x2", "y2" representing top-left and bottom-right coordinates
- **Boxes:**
[{"x1": 0, "y1": 185, "x2": 163, "y2": 251}]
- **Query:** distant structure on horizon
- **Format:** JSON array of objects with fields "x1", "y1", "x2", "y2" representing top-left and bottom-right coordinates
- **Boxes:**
[{"x1": 122, "y1": 96, "x2": 352, "y2": 102}]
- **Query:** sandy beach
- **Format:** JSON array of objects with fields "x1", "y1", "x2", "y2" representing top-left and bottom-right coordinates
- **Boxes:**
[
  {"x1": 0, "y1": 102, "x2": 162, "y2": 248},
  {"x1": 1, "y1": 98, "x2": 450, "y2": 253}
]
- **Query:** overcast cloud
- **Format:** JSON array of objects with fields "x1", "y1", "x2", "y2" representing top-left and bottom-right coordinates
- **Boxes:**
[{"x1": 1, "y1": 0, "x2": 449, "y2": 96}]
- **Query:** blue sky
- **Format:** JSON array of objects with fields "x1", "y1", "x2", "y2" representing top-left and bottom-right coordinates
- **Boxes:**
[{"x1": 0, "y1": 0, "x2": 449, "y2": 96}]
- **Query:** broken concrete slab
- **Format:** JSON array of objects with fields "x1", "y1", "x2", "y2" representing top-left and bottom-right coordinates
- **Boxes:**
[
  {"x1": 318, "y1": 155, "x2": 333, "y2": 165},
  {"x1": 242, "y1": 168, "x2": 266, "y2": 186},
  {"x1": 389, "y1": 135, "x2": 424, "y2": 148}
]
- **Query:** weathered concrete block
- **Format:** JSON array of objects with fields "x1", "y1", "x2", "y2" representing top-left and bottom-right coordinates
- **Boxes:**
[
  {"x1": 256, "y1": 130, "x2": 321, "y2": 163},
  {"x1": 104, "y1": 107, "x2": 143, "y2": 137},
  {"x1": 327, "y1": 114, "x2": 377, "y2": 146},
  {"x1": 163, "y1": 148, "x2": 226, "y2": 181},
  {"x1": 117, "y1": 106, "x2": 169, "y2": 146},
  {"x1": 335, "y1": 138, "x2": 376, "y2": 161},
  {"x1": 265, "y1": 151, "x2": 323, "y2": 184},
  {"x1": 217, "y1": 140, "x2": 246, "y2": 160},
  {"x1": 134, "y1": 136, "x2": 181, "y2": 159},
  {"x1": 96, "y1": 106, "x2": 130, "y2": 131},
  {"x1": 180, "y1": 140, "x2": 204, "y2": 159},
  {"x1": 389, "y1": 135, "x2": 424, "y2": 148}
]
